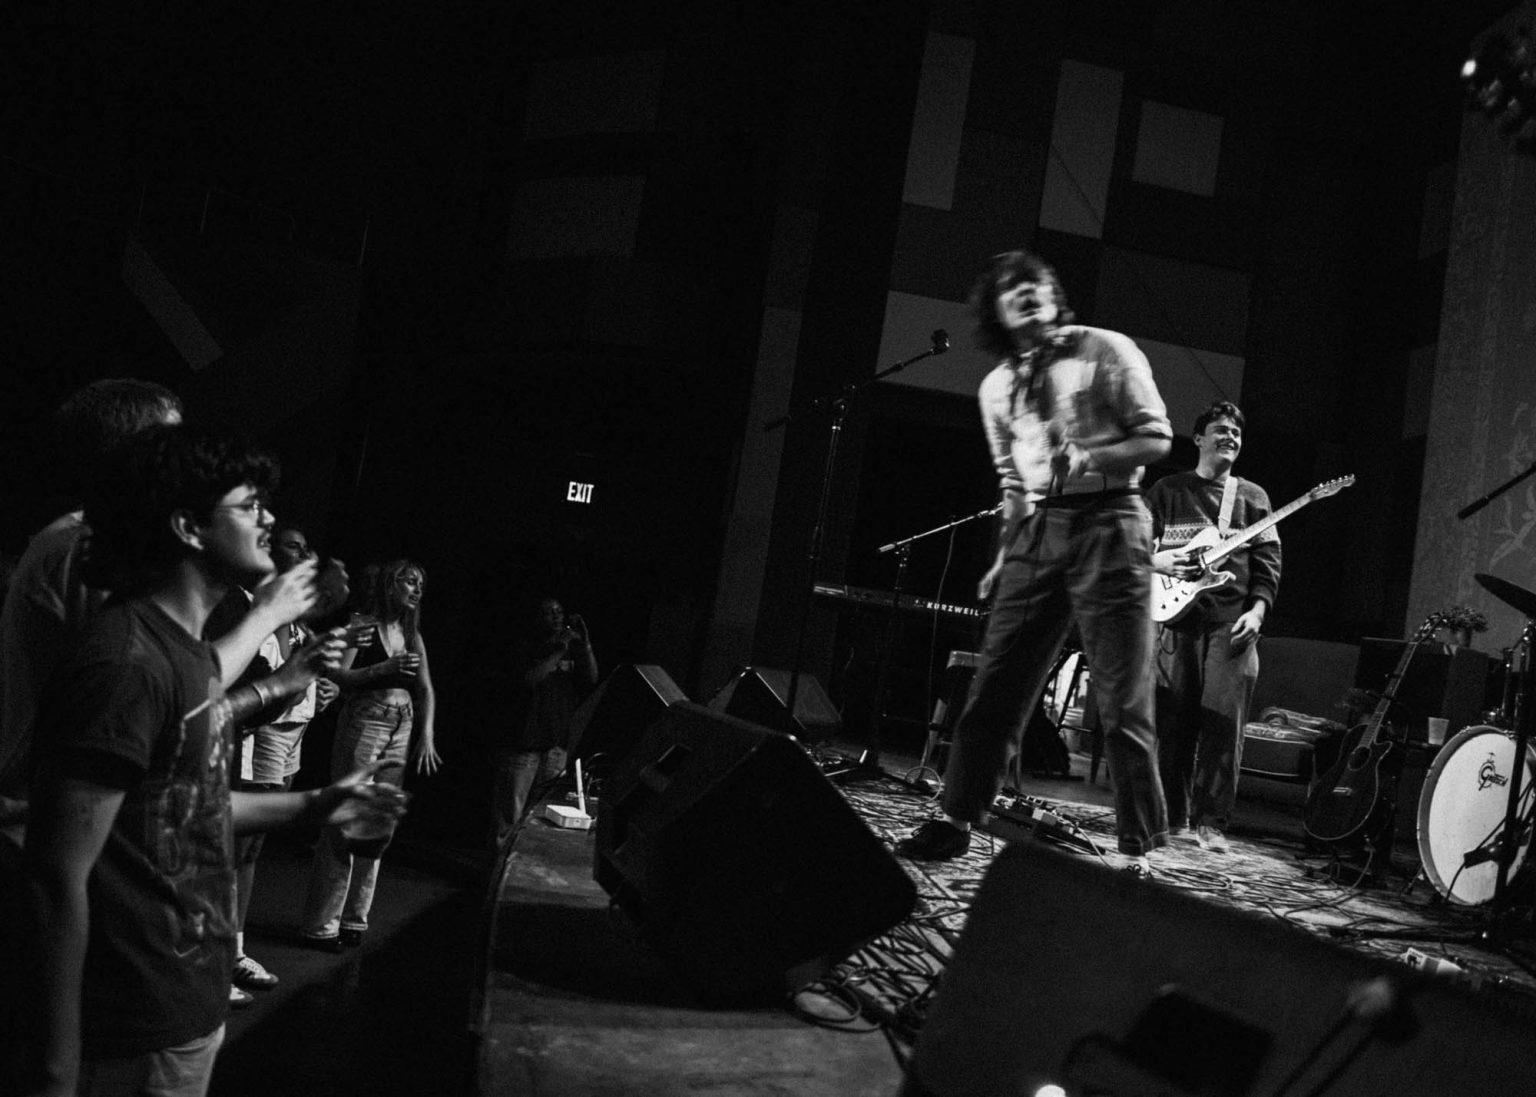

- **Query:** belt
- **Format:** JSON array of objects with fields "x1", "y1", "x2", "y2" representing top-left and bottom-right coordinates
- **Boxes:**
[{"x1": 1034, "y1": 487, "x2": 1141, "y2": 509}]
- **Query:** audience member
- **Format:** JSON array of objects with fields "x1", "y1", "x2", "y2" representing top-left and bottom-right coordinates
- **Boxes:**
[
  {"x1": 0, "y1": 380, "x2": 323, "y2": 829},
  {"x1": 205, "y1": 526, "x2": 345, "y2": 1002},
  {"x1": 492, "y1": 595, "x2": 597, "y2": 845},
  {"x1": 299, "y1": 558, "x2": 438, "y2": 949},
  {"x1": 0, "y1": 380, "x2": 183, "y2": 816},
  {"x1": 19, "y1": 424, "x2": 404, "y2": 1097}
]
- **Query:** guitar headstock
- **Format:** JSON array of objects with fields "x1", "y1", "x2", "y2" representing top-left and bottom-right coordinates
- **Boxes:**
[
  {"x1": 1464, "y1": 26, "x2": 1536, "y2": 156},
  {"x1": 1413, "y1": 612, "x2": 1446, "y2": 642},
  {"x1": 1308, "y1": 475, "x2": 1356, "y2": 501}
]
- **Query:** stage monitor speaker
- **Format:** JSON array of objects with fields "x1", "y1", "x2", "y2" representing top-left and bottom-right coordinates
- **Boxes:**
[
  {"x1": 1354, "y1": 639, "x2": 1498, "y2": 740},
  {"x1": 567, "y1": 664, "x2": 686, "y2": 772},
  {"x1": 707, "y1": 665, "x2": 841, "y2": 742},
  {"x1": 592, "y1": 701, "x2": 916, "y2": 1003},
  {"x1": 901, "y1": 842, "x2": 1536, "y2": 1097}
]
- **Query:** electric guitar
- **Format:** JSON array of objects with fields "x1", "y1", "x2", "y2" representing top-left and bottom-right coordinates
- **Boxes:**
[
  {"x1": 1302, "y1": 613, "x2": 1445, "y2": 844},
  {"x1": 1150, "y1": 476, "x2": 1354, "y2": 625}
]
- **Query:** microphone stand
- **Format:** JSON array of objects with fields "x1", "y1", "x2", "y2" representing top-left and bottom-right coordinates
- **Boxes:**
[
  {"x1": 1456, "y1": 459, "x2": 1536, "y2": 520},
  {"x1": 762, "y1": 330, "x2": 950, "y2": 744},
  {"x1": 832, "y1": 504, "x2": 1000, "y2": 788}
]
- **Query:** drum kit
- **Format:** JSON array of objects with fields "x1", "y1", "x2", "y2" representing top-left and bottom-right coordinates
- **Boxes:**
[{"x1": 1414, "y1": 573, "x2": 1536, "y2": 910}]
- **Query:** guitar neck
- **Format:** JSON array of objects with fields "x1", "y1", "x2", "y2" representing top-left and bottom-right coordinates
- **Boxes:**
[
  {"x1": 1202, "y1": 490, "x2": 1308, "y2": 566},
  {"x1": 1358, "y1": 636, "x2": 1430, "y2": 750}
]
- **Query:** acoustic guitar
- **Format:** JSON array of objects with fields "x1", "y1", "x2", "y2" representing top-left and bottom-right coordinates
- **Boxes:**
[
  {"x1": 1151, "y1": 476, "x2": 1354, "y2": 625},
  {"x1": 1302, "y1": 613, "x2": 1444, "y2": 845}
]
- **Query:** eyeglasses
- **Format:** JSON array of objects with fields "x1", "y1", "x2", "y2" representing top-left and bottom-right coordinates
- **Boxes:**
[{"x1": 212, "y1": 497, "x2": 272, "y2": 518}]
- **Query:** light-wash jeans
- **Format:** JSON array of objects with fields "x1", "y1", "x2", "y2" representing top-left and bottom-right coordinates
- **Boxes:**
[
  {"x1": 77, "y1": 1024, "x2": 225, "y2": 1097},
  {"x1": 300, "y1": 694, "x2": 412, "y2": 938},
  {"x1": 492, "y1": 746, "x2": 567, "y2": 846}
]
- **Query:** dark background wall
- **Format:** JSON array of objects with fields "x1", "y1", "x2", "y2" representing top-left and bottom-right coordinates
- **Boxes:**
[{"x1": 0, "y1": 0, "x2": 1521, "y2": 835}]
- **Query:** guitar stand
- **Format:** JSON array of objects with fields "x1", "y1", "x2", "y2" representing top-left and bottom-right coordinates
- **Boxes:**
[{"x1": 1334, "y1": 608, "x2": 1536, "y2": 960}]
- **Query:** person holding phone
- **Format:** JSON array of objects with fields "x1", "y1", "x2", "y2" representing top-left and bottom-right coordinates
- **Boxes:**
[
  {"x1": 491, "y1": 595, "x2": 598, "y2": 847},
  {"x1": 298, "y1": 558, "x2": 436, "y2": 949}
]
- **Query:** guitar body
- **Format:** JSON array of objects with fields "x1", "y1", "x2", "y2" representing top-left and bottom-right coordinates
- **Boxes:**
[
  {"x1": 1303, "y1": 728, "x2": 1395, "y2": 844},
  {"x1": 1148, "y1": 475, "x2": 1354, "y2": 625},
  {"x1": 1151, "y1": 527, "x2": 1234, "y2": 624}
]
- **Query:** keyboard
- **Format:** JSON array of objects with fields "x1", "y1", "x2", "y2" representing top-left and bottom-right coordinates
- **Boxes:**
[{"x1": 811, "y1": 582, "x2": 986, "y2": 621}]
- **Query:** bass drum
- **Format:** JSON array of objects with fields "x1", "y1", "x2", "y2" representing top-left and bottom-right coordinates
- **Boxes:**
[{"x1": 1416, "y1": 724, "x2": 1536, "y2": 905}]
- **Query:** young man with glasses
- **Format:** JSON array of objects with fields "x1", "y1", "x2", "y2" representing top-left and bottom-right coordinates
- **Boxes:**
[{"x1": 19, "y1": 425, "x2": 402, "y2": 1097}]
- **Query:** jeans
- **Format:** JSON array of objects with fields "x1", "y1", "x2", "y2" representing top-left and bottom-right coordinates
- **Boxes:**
[
  {"x1": 492, "y1": 746, "x2": 567, "y2": 846},
  {"x1": 942, "y1": 496, "x2": 1169, "y2": 854},
  {"x1": 300, "y1": 694, "x2": 412, "y2": 937},
  {"x1": 1155, "y1": 620, "x2": 1259, "y2": 831},
  {"x1": 77, "y1": 1024, "x2": 225, "y2": 1097}
]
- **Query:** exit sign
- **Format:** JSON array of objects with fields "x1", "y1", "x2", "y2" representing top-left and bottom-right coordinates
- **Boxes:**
[{"x1": 567, "y1": 481, "x2": 594, "y2": 504}]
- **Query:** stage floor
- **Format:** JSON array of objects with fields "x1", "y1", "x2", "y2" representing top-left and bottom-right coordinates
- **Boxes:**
[{"x1": 478, "y1": 746, "x2": 1536, "y2": 1096}]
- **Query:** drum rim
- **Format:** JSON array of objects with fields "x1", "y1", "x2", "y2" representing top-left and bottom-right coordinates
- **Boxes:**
[{"x1": 1415, "y1": 723, "x2": 1536, "y2": 905}]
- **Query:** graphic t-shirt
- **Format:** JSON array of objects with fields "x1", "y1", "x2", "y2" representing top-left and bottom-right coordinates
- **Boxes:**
[{"x1": 36, "y1": 597, "x2": 235, "y2": 1057}]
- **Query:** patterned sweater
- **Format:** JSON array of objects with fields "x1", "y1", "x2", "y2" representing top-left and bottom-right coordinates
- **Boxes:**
[{"x1": 1145, "y1": 471, "x2": 1282, "y2": 624}]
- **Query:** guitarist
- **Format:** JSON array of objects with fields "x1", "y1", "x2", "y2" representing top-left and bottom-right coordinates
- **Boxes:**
[{"x1": 1146, "y1": 401, "x2": 1281, "y2": 853}]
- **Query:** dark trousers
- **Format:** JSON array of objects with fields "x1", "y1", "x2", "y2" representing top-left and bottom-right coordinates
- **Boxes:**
[
  {"x1": 942, "y1": 496, "x2": 1169, "y2": 855},
  {"x1": 1155, "y1": 620, "x2": 1259, "y2": 831}
]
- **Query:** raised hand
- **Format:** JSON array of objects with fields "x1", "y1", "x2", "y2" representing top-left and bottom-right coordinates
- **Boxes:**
[
  {"x1": 251, "y1": 558, "x2": 320, "y2": 628},
  {"x1": 265, "y1": 628, "x2": 349, "y2": 705}
]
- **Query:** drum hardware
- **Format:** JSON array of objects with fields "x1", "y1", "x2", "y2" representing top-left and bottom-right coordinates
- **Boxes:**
[
  {"x1": 1335, "y1": 470, "x2": 1536, "y2": 946},
  {"x1": 1328, "y1": 580, "x2": 1536, "y2": 957},
  {"x1": 1468, "y1": 575, "x2": 1536, "y2": 916},
  {"x1": 1414, "y1": 723, "x2": 1535, "y2": 905}
]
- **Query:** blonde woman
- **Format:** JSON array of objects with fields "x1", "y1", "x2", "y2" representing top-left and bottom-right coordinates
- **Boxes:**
[{"x1": 299, "y1": 559, "x2": 437, "y2": 948}]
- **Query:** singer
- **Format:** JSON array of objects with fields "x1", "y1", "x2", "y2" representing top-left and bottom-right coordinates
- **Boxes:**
[{"x1": 897, "y1": 249, "x2": 1173, "y2": 872}]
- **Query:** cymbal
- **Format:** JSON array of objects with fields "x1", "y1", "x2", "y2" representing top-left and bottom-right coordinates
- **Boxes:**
[{"x1": 1475, "y1": 572, "x2": 1536, "y2": 618}]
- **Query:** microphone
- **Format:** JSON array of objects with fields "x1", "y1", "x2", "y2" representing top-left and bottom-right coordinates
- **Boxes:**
[{"x1": 931, "y1": 329, "x2": 949, "y2": 354}]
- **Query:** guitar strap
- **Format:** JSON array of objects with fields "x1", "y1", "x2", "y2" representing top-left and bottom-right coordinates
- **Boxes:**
[{"x1": 1217, "y1": 476, "x2": 1238, "y2": 535}]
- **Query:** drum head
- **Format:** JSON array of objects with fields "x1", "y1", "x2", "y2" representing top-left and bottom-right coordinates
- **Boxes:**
[{"x1": 1416, "y1": 725, "x2": 1536, "y2": 905}]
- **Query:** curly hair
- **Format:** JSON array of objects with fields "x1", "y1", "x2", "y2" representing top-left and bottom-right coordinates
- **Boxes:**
[
  {"x1": 969, "y1": 250, "x2": 1076, "y2": 360},
  {"x1": 1192, "y1": 400, "x2": 1245, "y2": 436},
  {"x1": 83, "y1": 423, "x2": 279, "y2": 594}
]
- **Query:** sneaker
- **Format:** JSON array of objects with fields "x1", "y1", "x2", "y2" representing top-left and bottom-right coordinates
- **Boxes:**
[
  {"x1": 896, "y1": 819, "x2": 972, "y2": 861},
  {"x1": 296, "y1": 932, "x2": 343, "y2": 954},
  {"x1": 229, "y1": 985, "x2": 255, "y2": 1010},
  {"x1": 1196, "y1": 825, "x2": 1230, "y2": 853},
  {"x1": 233, "y1": 954, "x2": 279, "y2": 991},
  {"x1": 339, "y1": 927, "x2": 365, "y2": 948},
  {"x1": 1121, "y1": 854, "x2": 1153, "y2": 878}
]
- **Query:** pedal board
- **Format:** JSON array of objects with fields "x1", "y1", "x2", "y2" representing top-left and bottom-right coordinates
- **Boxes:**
[{"x1": 982, "y1": 794, "x2": 1104, "y2": 855}]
